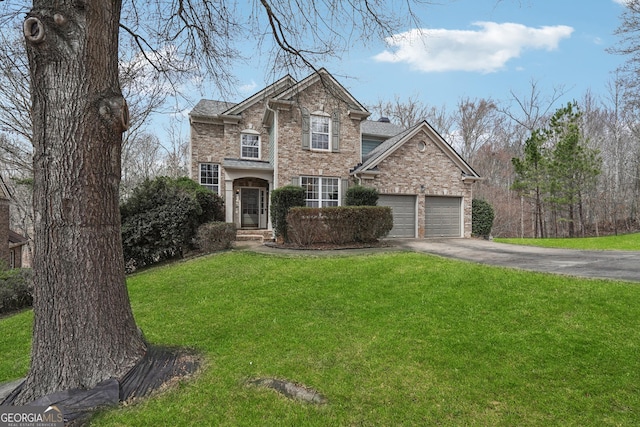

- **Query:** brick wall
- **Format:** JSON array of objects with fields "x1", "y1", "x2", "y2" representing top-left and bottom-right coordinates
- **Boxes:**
[
  {"x1": 190, "y1": 101, "x2": 271, "y2": 180},
  {"x1": 360, "y1": 130, "x2": 474, "y2": 238},
  {"x1": 275, "y1": 80, "x2": 362, "y2": 186},
  {"x1": 0, "y1": 199, "x2": 9, "y2": 268}
]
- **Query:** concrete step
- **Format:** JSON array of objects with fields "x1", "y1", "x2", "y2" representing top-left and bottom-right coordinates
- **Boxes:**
[{"x1": 236, "y1": 230, "x2": 273, "y2": 242}]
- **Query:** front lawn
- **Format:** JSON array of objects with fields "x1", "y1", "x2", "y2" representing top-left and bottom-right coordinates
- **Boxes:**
[
  {"x1": 1, "y1": 251, "x2": 639, "y2": 426},
  {"x1": 496, "y1": 232, "x2": 640, "y2": 251}
]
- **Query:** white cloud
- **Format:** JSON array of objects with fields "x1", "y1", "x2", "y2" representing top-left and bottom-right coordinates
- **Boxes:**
[
  {"x1": 239, "y1": 80, "x2": 258, "y2": 94},
  {"x1": 373, "y1": 22, "x2": 574, "y2": 73}
]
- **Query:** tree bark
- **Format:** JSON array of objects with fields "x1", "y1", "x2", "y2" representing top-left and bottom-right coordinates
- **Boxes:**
[{"x1": 16, "y1": 0, "x2": 146, "y2": 404}]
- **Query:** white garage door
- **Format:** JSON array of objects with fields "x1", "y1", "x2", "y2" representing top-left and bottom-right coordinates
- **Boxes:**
[
  {"x1": 425, "y1": 197, "x2": 462, "y2": 237},
  {"x1": 378, "y1": 195, "x2": 416, "y2": 238}
]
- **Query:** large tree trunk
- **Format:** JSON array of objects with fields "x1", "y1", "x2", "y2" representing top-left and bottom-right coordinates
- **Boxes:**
[{"x1": 15, "y1": 0, "x2": 146, "y2": 404}]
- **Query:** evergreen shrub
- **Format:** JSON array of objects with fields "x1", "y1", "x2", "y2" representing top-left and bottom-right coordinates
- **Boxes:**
[
  {"x1": 0, "y1": 267, "x2": 33, "y2": 315},
  {"x1": 270, "y1": 185, "x2": 305, "y2": 242},
  {"x1": 472, "y1": 198, "x2": 495, "y2": 238},
  {"x1": 121, "y1": 176, "x2": 224, "y2": 271},
  {"x1": 345, "y1": 185, "x2": 379, "y2": 206}
]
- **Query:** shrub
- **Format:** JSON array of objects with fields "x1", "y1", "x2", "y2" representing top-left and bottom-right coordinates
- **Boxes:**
[
  {"x1": 0, "y1": 267, "x2": 33, "y2": 315},
  {"x1": 472, "y1": 198, "x2": 495, "y2": 238},
  {"x1": 287, "y1": 206, "x2": 393, "y2": 245},
  {"x1": 270, "y1": 186, "x2": 305, "y2": 242},
  {"x1": 196, "y1": 222, "x2": 237, "y2": 253},
  {"x1": 286, "y1": 209, "x2": 325, "y2": 246},
  {"x1": 175, "y1": 177, "x2": 225, "y2": 224},
  {"x1": 345, "y1": 185, "x2": 379, "y2": 206},
  {"x1": 121, "y1": 176, "x2": 225, "y2": 271}
]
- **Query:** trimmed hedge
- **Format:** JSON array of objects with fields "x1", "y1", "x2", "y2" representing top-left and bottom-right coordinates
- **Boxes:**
[
  {"x1": 0, "y1": 267, "x2": 33, "y2": 315},
  {"x1": 472, "y1": 198, "x2": 495, "y2": 238},
  {"x1": 196, "y1": 222, "x2": 237, "y2": 253},
  {"x1": 345, "y1": 185, "x2": 379, "y2": 206},
  {"x1": 287, "y1": 206, "x2": 393, "y2": 245},
  {"x1": 270, "y1": 186, "x2": 306, "y2": 242}
]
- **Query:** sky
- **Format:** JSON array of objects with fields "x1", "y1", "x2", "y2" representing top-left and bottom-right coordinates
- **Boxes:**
[{"x1": 157, "y1": 0, "x2": 631, "y2": 140}]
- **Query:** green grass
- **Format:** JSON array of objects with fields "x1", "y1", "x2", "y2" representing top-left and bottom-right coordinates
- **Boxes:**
[
  {"x1": 2, "y1": 251, "x2": 640, "y2": 426},
  {"x1": 496, "y1": 232, "x2": 640, "y2": 250}
]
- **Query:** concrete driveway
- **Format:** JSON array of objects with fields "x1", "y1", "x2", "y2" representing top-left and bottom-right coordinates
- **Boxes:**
[{"x1": 396, "y1": 238, "x2": 640, "y2": 283}]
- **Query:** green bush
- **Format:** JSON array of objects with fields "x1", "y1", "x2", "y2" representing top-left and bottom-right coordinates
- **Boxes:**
[
  {"x1": 345, "y1": 185, "x2": 379, "y2": 206},
  {"x1": 0, "y1": 267, "x2": 33, "y2": 315},
  {"x1": 121, "y1": 176, "x2": 225, "y2": 271},
  {"x1": 270, "y1": 186, "x2": 306, "y2": 242},
  {"x1": 196, "y1": 222, "x2": 237, "y2": 253},
  {"x1": 472, "y1": 198, "x2": 495, "y2": 238},
  {"x1": 287, "y1": 206, "x2": 393, "y2": 245},
  {"x1": 175, "y1": 177, "x2": 225, "y2": 224}
]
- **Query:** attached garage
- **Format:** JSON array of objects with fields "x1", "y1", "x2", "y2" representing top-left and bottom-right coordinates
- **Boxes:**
[
  {"x1": 425, "y1": 196, "x2": 462, "y2": 238},
  {"x1": 378, "y1": 194, "x2": 416, "y2": 238}
]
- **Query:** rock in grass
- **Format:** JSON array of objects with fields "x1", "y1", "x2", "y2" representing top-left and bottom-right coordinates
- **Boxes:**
[{"x1": 248, "y1": 377, "x2": 328, "y2": 404}]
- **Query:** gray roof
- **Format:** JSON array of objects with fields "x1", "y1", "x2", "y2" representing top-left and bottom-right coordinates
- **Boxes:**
[
  {"x1": 223, "y1": 158, "x2": 273, "y2": 171},
  {"x1": 354, "y1": 120, "x2": 480, "y2": 179},
  {"x1": 360, "y1": 124, "x2": 417, "y2": 166},
  {"x1": 361, "y1": 120, "x2": 405, "y2": 138},
  {"x1": 190, "y1": 99, "x2": 237, "y2": 117}
]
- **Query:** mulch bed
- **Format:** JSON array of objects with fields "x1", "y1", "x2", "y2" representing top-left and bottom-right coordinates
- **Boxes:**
[
  {"x1": 263, "y1": 240, "x2": 394, "y2": 251},
  {"x1": 2, "y1": 346, "x2": 201, "y2": 426}
]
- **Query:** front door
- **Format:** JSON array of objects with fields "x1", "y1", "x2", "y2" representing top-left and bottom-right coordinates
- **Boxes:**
[{"x1": 241, "y1": 188, "x2": 260, "y2": 228}]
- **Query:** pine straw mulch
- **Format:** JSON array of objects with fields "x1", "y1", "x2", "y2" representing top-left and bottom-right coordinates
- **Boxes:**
[{"x1": 263, "y1": 240, "x2": 395, "y2": 251}]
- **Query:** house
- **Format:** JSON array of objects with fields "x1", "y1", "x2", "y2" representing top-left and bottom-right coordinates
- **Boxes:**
[
  {"x1": 0, "y1": 175, "x2": 28, "y2": 268},
  {"x1": 189, "y1": 68, "x2": 480, "y2": 238}
]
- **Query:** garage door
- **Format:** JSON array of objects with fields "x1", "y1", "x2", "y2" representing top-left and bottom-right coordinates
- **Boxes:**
[
  {"x1": 425, "y1": 197, "x2": 461, "y2": 237},
  {"x1": 378, "y1": 195, "x2": 416, "y2": 238}
]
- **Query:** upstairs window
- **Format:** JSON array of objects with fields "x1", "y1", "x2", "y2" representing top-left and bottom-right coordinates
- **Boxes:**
[
  {"x1": 302, "y1": 108, "x2": 340, "y2": 152},
  {"x1": 301, "y1": 176, "x2": 340, "y2": 207},
  {"x1": 311, "y1": 115, "x2": 330, "y2": 150},
  {"x1": 241, "y1": 131, "x2": 260, "y2": 159},
  {"x1": 199, "y1": 163, "x2": 219, "y2": 194}
]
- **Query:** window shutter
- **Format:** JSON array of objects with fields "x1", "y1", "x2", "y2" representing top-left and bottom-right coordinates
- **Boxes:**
[
  {"x1": 341, "y1": 178, "x2": 349, "y2": 206},
  {"x1": 291, "y1": 177, "x2": 300, "y2": 187},
  {"x1": 301, "y1": 108, "x2": 310, "y2": 150},
  {"x1": 332, "y1": 110, "x2": 340, "y2": 152}
]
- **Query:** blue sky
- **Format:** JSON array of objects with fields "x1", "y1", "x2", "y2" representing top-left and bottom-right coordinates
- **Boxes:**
[{"x1": 160, "y1": 0, "x2": 629, "y2": 139}]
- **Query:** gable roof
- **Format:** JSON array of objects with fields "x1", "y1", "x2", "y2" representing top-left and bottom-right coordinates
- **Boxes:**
[
  {"x1": 224, "y1": 74, "x2": 297, "y2": 116},
  {"x1": 190, "y1": 100, "x2": 237, "y2": 118},
  {"x1": 189, "y1": 75, "x2": 297, "y2": 122},
  {"x1": 190, "y1": 69, "x2": 370, "y2": 125},
  {"x1": 272, "y1": 68, "x2": 369, "y2": 117},
  {"x1": 353, "y1": 120, "x2": 480, "y2": 180}
]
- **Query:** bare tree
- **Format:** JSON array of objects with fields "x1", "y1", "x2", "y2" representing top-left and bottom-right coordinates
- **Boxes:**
[
  {"x1": 0, "y1": 33, "x2": 32, "y2": 173},
  {"x1": 369, "y1": 95, "x2": 453, "y2": 134},
  {"x1": 1, "y1": 0, "x2": 426, "y2": 404},
  {"x1": 499, "y1": 79, "x2": 568, "y2": 154},
  {"x1": 453, "y1": 97, "x2": 502, "y2": 166}
]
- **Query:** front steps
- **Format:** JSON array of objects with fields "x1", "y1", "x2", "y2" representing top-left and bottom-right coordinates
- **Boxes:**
[{"x1": 236, "y1": 229, "x2": 274, "y2": 243}]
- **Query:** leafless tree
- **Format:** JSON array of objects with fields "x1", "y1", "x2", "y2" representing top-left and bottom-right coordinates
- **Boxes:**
[
  {"x1": 499, "y1": 79, "x2": 568, "y2": 154},
  {"x1": 453, "y1": 97, "x2": 503, "y2": 166},
  {"x1": 369, "y1": 95, "x2": 454, "y2": 135}
]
